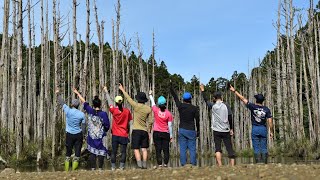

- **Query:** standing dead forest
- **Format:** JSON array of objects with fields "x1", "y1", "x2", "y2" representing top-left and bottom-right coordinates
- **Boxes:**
[{"x1": 1, "y1": 0, "x2": 320, "y2": 166}]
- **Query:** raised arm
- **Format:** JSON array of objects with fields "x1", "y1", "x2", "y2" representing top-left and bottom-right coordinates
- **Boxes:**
[
  {"x1": 55, "y1": 89, "x2": 65, "y2": 107},
  {"x1": 103, "y1": 86, "x2": 113, "y2": 106},
  {"x1": 119, "y1": 83, "x2": 138, "y2": 108},
  {"x1": 73, "y1": 88, "x2": 86, "y2": 103},
  {"x1": 200, "y1": 84, "x2": 214, "y2": 109},
  {"x1": 149, "y1": 90, "x2": 156, "y2": 107},
  {"x1": 229, "y1": 85, "x2": 248, "y2": 104},
  {"x1": 169, "y1": 81, "x2": 181, "y2": 107}
]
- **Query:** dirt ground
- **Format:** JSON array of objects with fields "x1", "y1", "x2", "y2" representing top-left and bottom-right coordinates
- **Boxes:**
[{"x1": 1, "y1": 164, "x2": 320, "y2": 180}]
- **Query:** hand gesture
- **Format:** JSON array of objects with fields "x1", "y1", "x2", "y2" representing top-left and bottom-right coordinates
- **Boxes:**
[
  {"x1": 103, "y1": 86, "x2": 108, "y2": 92},
  {"x1": 119, "y1": 83, "x2": 124, "y2": 92},
  {"x1": 55, "y1": 88, "x2": 60, "y2": 94},
  {"x1": 230, "y1": 129, "x2": 234, "y2": 136},
  {"x1": 73, "y1": 88, "x2": 79, "y2": 95},
  {"x1": 229, "y1": 85, "x2": 235, "y2": 92},
  {"x1": 200, "y1": 84, "x2": 205, "y2": 92},
  {"x1": 149, "y1": 90, "x2": 153, "y2": 95}
]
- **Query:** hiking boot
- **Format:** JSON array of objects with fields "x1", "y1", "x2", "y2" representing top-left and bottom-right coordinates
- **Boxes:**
[{"x1": 72, "y1": 161, "x2": 79, "y2": 171}]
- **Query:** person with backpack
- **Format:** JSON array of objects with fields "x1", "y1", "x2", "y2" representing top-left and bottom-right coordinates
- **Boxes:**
[
  {"x1": 118, "y1": 83, "x2": 152, "y2": 169},
  {"x1": 55, "y1": 89, "x2": 86, "y2": 171},
  {"x1": 229, "y1": 84, "x2": 273, "y2": 163},
  {"x1": 103, "y1": 86, "x2": 133, "y2": 170},
  {"x1": 148, "y1": 90, "x2": 173, "y2": 168},
  {"x1": 73, "y1": 88, "x2": 110, "y2": 170},
  {"x1": 200, "y1": 84, "x2": 235, "y2": 166},
  {"x1": 170, "y1": 81, "x2": 200, "y2": 166}
]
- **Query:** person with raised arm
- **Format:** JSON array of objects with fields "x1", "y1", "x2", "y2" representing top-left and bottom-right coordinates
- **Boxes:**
[
  {"x1": 103, "y1": 86, "x2": 133, "y2": 170},
  {"x1": 169, "y1": 80, "x2": 200, "y2": 166},
  {"x1": 148, "y1": 90, "x2": 173, "y2": 168},
  {"x1": 200, "y1": 84, "x2": 235, "y2": 166},
  {"x1": 118, "y1": 83, "x2": 152, "y2": 169},
  {"x1": 229, "y1": 84, "x2": 273, "y2": 164},
  {"x1": 55, "y1": 89, "x2": 86, "y2": 171},
  {"x1": 73, "y1": 88, "x2": 110, "y2": 170}
]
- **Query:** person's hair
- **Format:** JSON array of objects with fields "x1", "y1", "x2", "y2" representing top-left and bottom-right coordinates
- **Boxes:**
[
  {"x1": 214, "y1": 92, "x2": 222, "y2": 100},
  {"x1": 92, "y1": 96, "x2": 101, "y2": 108},
  {"x1": 71, "y1": 104, "x2": 79, "y2": 109},
  {"x1": 183, "y1": 99, "x2": 191, "y2": 103},
  {"x1": 116, "y1": 102, "x2": 123, "y2": 112},
  {"x1": 256, "y1": 99, "x2": 264, "y2": 104},
  {"x1": 159, "y1": 104, "x2": 166, "y2": 112}
]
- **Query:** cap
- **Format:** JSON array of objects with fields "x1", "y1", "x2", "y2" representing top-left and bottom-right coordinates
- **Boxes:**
[
  {"x1": 71, "y1": 99, "x2": 80, "y2": 108},
  {"x1": 157, "y1": 96, "x2": 166, "y2": 105},
  {"x1": 182, "y1": 92, "x2": 192, "y2": 101},
  {"x1": 254, "y1": 94, "x2": 265, "y2": 102},
  {"x1": 115, "y1": 96, "x2": 123, "y2": 103}
]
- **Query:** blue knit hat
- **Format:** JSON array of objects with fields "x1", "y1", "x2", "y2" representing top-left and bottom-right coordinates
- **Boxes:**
[
  {"x1": 157, "y1": 96, "x2": 166, "y2": 105},
  {"x1": 182, "y1": 92, "x2": 192, "y2": 101}
]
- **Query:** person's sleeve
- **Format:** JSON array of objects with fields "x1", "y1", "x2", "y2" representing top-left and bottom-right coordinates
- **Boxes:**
[
  {"x1": 122, "y1": 90, "x2": 138, "y2": 108},
  {"x1": 149, "y1": 95, "x2": 156, "y2": 107},
  {"x1": 195, "y1": 107, "x2": 200, "y2": 134},
  {"x1": 103, "y1": 112, "x2": 110, "y2": 132},
  {"x1": 266, "y1": 108, "x2": 273, "y2": 119},
  {"x1": 57, "y1": 94, "x2": 65, "y2": 107},
  {"x1": 63, "y1": 104, "x2": 70, "y2": 114},
  {"x1": 170, "y1": 86, "x2": 182, "y2": 107},
  {"x1": 246, "y1": 102, "x2": 254, "y2": 110},
  {"x1": 83, "y1": 102, "x2": 94, "y2": 114},
  {"x1": 105, "y1": 91, "x2": 113, "y2": 107},
  {"x1": 202, "y1": 91, "x2": 213, "y2": 109}
]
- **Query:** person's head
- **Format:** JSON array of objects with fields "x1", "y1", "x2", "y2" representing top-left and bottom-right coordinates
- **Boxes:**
[
  {"x1": 157, "y1": 96, "x2": 167, "y2": 112},
  {"x1": 135, "y1": 92, "x2": 148, "y2": 104},
  {"x1": 92, "y1": 96, "x2": 102, "y2": 109},
  {"x1": 213, "y1": 92, "x2": 223, "y2": 101},
  {"x1": 115, "y1": 96, "x2": 123, "y2": 111},
  {"x1": 71, "y1": 99, "x2": 80, "y2": 109},
  {"x1": 182, "y1": 92, "x2": 192, "y2": 103},
  {"x1": 254, "y1": 94, "x2": 265, "y2": 104}
]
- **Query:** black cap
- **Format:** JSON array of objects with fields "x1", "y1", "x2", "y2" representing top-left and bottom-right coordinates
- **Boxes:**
[
  {"x1": 254, "y1": 94, "x2": 265, "y2": 102},
  {"x1": 213, "y1": 92, "x2": 223, "y2": 99},
  {"x1": 135, "y1": 92, "x2": 148, "y2": 103}
]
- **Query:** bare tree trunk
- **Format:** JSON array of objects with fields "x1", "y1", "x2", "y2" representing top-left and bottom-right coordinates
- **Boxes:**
[
  {"x1": 16, "y1": 0, "x2": 23, "y2": 159},
  {"x1": 1, "y1": 0, "x2": 10, "y2": 132},
  {"x1": 73, "y1": 0, "x2": 78, "y2": 92}
]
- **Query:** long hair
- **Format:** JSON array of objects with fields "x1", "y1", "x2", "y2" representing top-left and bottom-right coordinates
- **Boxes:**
[{"x1": 116, "y1": 102, "x2": 123, "y2": 112}]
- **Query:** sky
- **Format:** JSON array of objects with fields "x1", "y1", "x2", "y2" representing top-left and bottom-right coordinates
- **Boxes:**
[{"x1": 0, "y1": 0, "x2": 316, "y2": 83}]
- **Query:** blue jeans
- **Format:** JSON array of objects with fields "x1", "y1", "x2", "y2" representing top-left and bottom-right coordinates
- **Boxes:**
[
  {"x1": 179, "y1": 128, "x2": 197, "y2": 166},
  {"x1": 252, "y1": 126, "x2": 268, "y2": 154}
]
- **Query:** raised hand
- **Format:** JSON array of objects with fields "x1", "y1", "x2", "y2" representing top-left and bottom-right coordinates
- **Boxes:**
[
  {"x1": 229, "y1": 85, "x2": 235, "y2": 92},
  {"x1": 103, "y1": 86, "x2": 108, "y2": 92},
  {"x1": 73, "y1": 88, "x2": 79, "y2": 95},
  {"x1": 119, "y1": 83, "x2": 124, "y2": 92},
  {"x1": 200, "y1": 84, "x2": 205, "y2": 92},
  {"x1": 55, "y1": 88, "x2": 60, "y2": 94},
  {"x1": 149, "y1": 90, "x2": 153, "y2": 95}
]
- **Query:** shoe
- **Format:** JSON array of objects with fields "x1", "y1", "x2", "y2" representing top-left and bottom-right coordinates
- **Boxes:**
[
  {"x1": 72, "y1": 161, "x2": 79, "y2": 171},
  {"x1": 254, "y1": 153, "x2": 261, "y2": 164},
  {"x1": 64, "y1": 161, "x2": 70, "y2": 172},
  {"x1": 261, "y1": 153, "x2": 268, "y2": 164},
  {"x1": 163, "y1": 164, "x2": 168, "y2": 168},
  {"x1": 111, "y1": 167, "x2": 116, "y2": 171},
  {"x1": 119, "y1": 162, "x2": 125, "y2": 170}
]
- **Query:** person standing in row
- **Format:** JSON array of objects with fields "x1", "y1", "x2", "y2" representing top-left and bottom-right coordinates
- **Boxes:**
[
  {"x1": 103, "y1": 86, "x2": 133, "y2": 171},
  {"x1": 229, "y1": 85, "x2": 273, "y2": 164},
  {"x1": 73, "y1": 88, "x2": 110, "y2": 170},
  {"x1": 56, "y1": 89, "x2": 86, "y2": 171},
  {"x1": 149, "y1": 90, "x2": 173, "y2": 168},
  {"x1": 170, "y1": 81, "x2": 200, "y2": 166},
  {"x1": 200, "y1": 84, "x2": 235, "y2": 166},
  {"x1": 119, "y1": 83, "x2": 152, "y2": 169}
]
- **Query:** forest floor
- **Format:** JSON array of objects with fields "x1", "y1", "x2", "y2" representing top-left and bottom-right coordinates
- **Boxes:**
[{"x1": 1, "y1": 164, "x2": 320, "y2": 180}]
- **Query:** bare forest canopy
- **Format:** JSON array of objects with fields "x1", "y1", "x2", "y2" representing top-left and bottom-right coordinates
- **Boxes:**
[{"x1": 1, "y1": 0, "x2": 320, "y2": 164}]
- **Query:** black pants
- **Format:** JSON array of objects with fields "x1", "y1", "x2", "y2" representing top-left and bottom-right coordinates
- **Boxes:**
[
  {"x1": 153, "y1": 131, "x2": 170, "y2": 165},
  {"x1": 111, "y1": 135, "x2": 129, "y2": 164},
  {"x1": 89, "y1": 153, "x2": 104, "y2": 169},
  {"x1": 65, "y1": 132, "x2": 83, "y2": 158},
  {"x1": 213, "y1": 131, "x2": 236, "y2": 158}
]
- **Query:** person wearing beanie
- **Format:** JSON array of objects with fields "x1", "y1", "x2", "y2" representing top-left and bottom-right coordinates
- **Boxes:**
[
  {"x1": 119, "y1": 83, "x2": 152, "y2": 169},
  {"x1": 149, "y1": 90, "x2": 173, "y2": 168},
  {"x1": 229, "y1": 84, "x2": 273, "y2": 164},
  {"x1": 103, "y1": 86, "x2": 133, "y2": 171},
  {"x1": 169, "y1": 80, "x2": 200, "y2": 166},
  {"x1": 200, "y1": 84, "x2": 235, "y2": 166},
  {"x1": 55, "y1": 89, "x2": 86, "y2": 172},
  {"x1": 73, "y1": 88, "x2": 110, "y2": 170}
]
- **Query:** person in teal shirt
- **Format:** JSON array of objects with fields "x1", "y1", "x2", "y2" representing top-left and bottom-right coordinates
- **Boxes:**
[{"x1": 56, "y1": 89, "x2": 86, "y2": 171}]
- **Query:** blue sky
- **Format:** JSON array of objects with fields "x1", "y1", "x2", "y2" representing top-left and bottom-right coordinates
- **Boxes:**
[{"x1": 0, "y1": 0, "x2": 315, "y2": 83}]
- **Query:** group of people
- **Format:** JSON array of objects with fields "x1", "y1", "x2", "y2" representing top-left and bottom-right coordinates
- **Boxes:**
[{"x1": 56, "y1": 81, "x2": 273, "y2": 171}]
